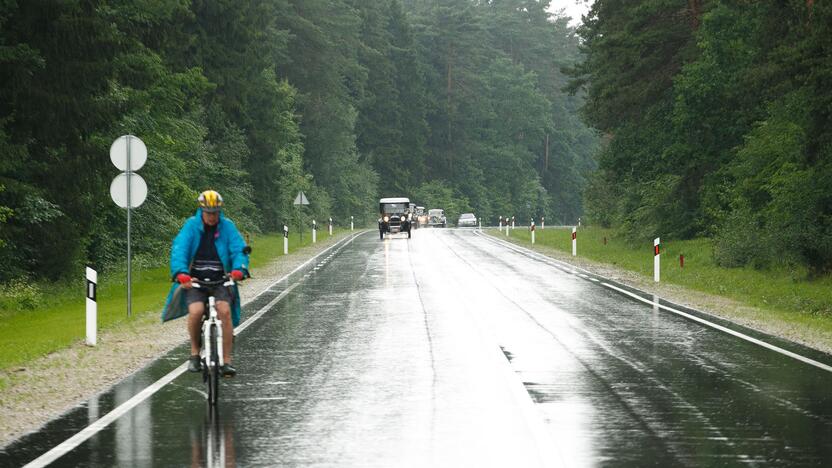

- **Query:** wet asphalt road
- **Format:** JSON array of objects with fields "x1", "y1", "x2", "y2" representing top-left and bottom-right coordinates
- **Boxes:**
[{"x1": 4, "y1": 228, "x2": 832, "y2": 467}]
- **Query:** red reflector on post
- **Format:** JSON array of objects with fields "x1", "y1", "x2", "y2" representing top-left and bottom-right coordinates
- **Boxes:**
[
  {"x1": 654, "y1": 245, "x2": 660, "y2": 256},
  {"x1": 572, "y1": 232, "x2": 576, "y2": 240}
]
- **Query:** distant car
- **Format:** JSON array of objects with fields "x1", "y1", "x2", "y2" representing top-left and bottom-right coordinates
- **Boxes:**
[
  {"x1": 457, "y1": 213, "x2": 477, "y2": 227},
  {"x1": 378, "y1": 197, "x2": 412, "y2": 239},
  {"x1": 428, "y1": 208, "x2": 446, "y2": 228},
  {"x1": 415, "y1": 206, "x2": 428, "y2": 228}
]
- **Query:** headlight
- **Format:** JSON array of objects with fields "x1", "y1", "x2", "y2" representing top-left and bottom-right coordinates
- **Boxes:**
[{"x1": 383, "y1": 216, "x2": 389, "y2": 222}]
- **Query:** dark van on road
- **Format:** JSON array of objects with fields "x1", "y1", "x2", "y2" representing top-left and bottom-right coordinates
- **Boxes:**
[{"x1": 379, "y1": 197, "x2": 412, "y2": 240}]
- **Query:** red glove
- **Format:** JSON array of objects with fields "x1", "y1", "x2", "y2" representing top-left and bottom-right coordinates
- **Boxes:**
[
  {"x1": 176, "y1": 273, "x2": 191, "y2": 284},
  {"x1": 230, "y1": 270, "x2": 244, "y2": 281}
]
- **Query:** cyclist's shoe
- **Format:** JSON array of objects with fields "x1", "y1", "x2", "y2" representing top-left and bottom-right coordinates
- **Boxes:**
[
  {"x1": 220, "y1": 363, "x2": 237, "y2": 378},
  {"x1": 187, "y1": 355, "x2": 202, "y2": 373}
]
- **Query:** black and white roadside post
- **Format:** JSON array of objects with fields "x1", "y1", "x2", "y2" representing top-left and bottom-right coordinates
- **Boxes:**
[
  {"x1": 85, "y1": 266, "x2": 97, "y2": 346},
  {"x1": 654, "y1": 237, "x2": 661, "y2": 282},
  {"x1": 505, "y1": 216, "x2": 509, "y2": 236},
  {"x1": 511, "y1": 216, "x2": 515, "y2": 230},
  {"x1": 312, "y1": 219, "x2": 317, "y2": 244},
  {"x1": 109, "y1": 135, "x2": 148, "y2": 318},
  {"x1": 283, "y1": 225, "x2": 289, "y2": 255},
  {"x1": 329, "y1": 217, "x2": 333, "y2": 236},
  {"x1": 541, "y1": 216, "x2": 545, "y2": 230},
  {"x1": 498, "y1": 216, "x2": 503, "y2": 233},
  {"x1": 530, "y1": 220, "x2": 536, "y2": 244},
  {"x1": 572, "y1": 227, "x2": 577, "y2": 256},
  {"x1": 478, "y1": 217, "x2": 482, "y2": 231}
]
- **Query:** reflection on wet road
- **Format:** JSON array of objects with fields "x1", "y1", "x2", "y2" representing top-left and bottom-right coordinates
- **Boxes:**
[{"x1": 4, "y1": 229, "x2": 832, "y2": 467}]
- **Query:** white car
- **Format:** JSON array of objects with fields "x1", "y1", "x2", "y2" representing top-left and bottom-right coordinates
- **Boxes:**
[{"x1": 457, "y1": 213, "x2": 477, "y2": 227}]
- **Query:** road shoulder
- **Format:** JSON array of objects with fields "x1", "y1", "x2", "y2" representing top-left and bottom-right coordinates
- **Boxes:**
[
  {"x1": 484, "y1": 231, "x2": 832, "y2": 357},
  {"x1": 0, "y1": 231, "x2": 357, "y2": 448}
]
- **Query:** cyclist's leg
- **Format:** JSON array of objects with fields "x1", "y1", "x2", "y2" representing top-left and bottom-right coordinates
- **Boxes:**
[
  {"x1": 215, "y1": 300, "x2": 233, "y2": 363},
  {"x1": 186, "y1": 300, "x2": 206, "y2": 356}
]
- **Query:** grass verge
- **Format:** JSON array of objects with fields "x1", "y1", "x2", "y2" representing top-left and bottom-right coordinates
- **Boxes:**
[
  {"x1": 0, "y1": 227, "x2": 351, "y2": 373},
  {"x1": 490, "y1": 226, "x2": 832, "y2": 338}
]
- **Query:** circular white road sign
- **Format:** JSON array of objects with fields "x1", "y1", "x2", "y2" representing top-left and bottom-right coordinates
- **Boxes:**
[
  {"x1": 110, "y1": 172, "x2": 148, "y2": 208},
  {"x1": 110, "y1": 135, "x2": 147, "y2": 172}
]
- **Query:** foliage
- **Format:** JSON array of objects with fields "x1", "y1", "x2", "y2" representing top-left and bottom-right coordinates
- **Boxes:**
[
  {"x1": 412, "y1": 180, "x2": 471, "y2": 224},
  {"x1": 0, "y1": 279, "x2": 41, "y2": 313},
  {"x1": 572, "y1": 0, "x2": 832, "y2": 274},
  {"x1": 0, "y1": 0, "x2": 596, "y2": 283}
]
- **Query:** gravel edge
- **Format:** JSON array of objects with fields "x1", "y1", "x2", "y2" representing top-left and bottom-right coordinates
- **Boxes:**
[
  {"x1": 0, "y1": 231, "x2": 361, "y2": 448},
  {"x1": 485, "y1": 231, "x2": 832, "y2": 356}
]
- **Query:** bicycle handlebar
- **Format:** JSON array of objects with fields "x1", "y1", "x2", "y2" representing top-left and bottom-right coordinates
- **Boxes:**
[{"x1": 191, "y1": 275, "x2": 236, "y2": 289}]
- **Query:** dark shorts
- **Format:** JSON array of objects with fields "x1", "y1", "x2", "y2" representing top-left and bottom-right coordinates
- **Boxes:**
[{"x1": 184, "y1": 285, "x2": 233, "y2": 307}]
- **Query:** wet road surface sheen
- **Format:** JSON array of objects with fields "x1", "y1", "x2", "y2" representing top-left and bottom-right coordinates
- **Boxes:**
[{"x1": 3, "y1": 229, "x2": 832, "y2": 467}]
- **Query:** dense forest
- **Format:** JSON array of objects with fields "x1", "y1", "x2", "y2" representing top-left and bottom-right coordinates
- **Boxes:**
[
  {"x1": 572, "y1": 0, "x2": 832, "y2": 274},
  {"x1": 0, "y1": 0, "x2": 597, "y2": 282}
]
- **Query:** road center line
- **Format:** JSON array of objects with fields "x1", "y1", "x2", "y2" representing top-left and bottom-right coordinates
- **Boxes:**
[{"x1": 23, "y1": 232, "x2": 364, "y2": 468}]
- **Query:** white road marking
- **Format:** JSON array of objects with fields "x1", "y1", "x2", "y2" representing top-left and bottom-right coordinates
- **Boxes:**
[
  {"x1": 601, "y1": 282, "x2": 832, "y2": 373},
  {"x1": 23, "y1": 232, "x2": 364, "y2": 468},
  {"x1": 474, "y1": 230, "x2": 832, "y2": 373}
]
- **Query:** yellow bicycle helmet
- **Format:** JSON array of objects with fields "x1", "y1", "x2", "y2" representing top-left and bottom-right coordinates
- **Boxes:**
[{"x1": 198, "y1": 190, "x2": 224, "y2": 212}]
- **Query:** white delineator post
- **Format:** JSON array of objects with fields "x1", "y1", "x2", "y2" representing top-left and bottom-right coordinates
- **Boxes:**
[
  {"x1": 329, "y1": 217, "x2": 333, "y2": 236},
  {"x1": 511, "y1": 216, "x2": 515, "y2": 230},
  {"x1": 350, "y1": 216, "x2": 354, "y2": 231},
  {"x1": 572, "y1": 227, "x2": 577, "y2": 256},
  {"x1": 478, "y1": 217, "x2": 482, "y2": 231},
  {"x1": 283, "y1": 225, "x2": 289, "y2": 255},
  {"x1": 654, "y1": 237, "x2": 661, "y2": 282},
  {"x1": 530, "y1": 220, "x2": 535, "y2": 244},
  {"x1": 85, "y1": 267, "x2": 97, "y2": 346},
  {"x1": 312, "y1": 220, "x2": 317, "y2": 243},
  {"x1": 498, "y1": 216, "x2": 503, "y2": 233},
  {"x1": 505, "y1": 217, "x2": 509, "y2": 236},
  {"x1": 541, "y1": 217, "x2": 545, "y2": 230}
]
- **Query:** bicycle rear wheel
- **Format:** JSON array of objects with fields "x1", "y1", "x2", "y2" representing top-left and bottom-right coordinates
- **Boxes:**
[{"x1": 206, "y1": 324, "x2": 220, "y2": 405}]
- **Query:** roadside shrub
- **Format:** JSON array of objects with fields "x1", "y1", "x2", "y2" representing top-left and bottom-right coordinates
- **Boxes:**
[
  {"x1": 711, "y1": 206, "x2": 768, "y2": 268},
  {"x1": 0, "y1": 279, "x2": 42, "y2": 313}
]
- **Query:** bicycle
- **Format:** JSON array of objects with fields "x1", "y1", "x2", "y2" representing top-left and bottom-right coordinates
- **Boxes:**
[{"x1": 191, "y1": 275, "x2": 235, "y2": 406}]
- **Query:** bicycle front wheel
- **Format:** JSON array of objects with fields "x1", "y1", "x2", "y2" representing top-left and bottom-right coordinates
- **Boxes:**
[{"x1": 206, "y1": 324, "x2": 220, "y2": 406}]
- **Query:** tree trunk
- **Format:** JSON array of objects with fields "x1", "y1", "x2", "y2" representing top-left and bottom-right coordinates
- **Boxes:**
[
  {"x1": 688, "y1": 0, "x2": 702, "y2": 29},
  {"x1": 447, "y1": 46, "x2": 454, "y2": 173}
]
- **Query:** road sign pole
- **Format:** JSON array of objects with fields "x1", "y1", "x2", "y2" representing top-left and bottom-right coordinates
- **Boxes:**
[
  {"x1": 126, "y1": 136, "x2": 132, "y2": 318},
  {"x1": 109, "y1": 134, "x2": 148, "y2": 319}
]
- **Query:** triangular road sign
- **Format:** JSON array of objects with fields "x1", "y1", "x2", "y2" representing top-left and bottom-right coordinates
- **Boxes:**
[{"x1": 293, "y1": 191, "x2": 309, "y2": 205}]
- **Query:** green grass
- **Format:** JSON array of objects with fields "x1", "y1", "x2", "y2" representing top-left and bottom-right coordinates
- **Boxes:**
[
  {"x1": 494, "y1": 226, "x2": 832, "y2": 334},
  {"x1": 0, "y1": 228, "x2": 352, "y2": 372}
]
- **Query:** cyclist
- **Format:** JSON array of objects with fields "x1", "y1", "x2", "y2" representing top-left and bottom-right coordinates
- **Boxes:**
[{"x1": 162, "y1": 190, "x2": 250, "y2": 377}]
